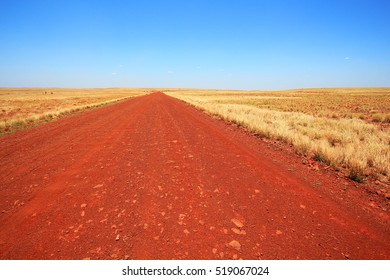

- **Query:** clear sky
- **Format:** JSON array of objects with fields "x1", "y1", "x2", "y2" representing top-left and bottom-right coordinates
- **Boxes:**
[{"x1": 0, "y1": 0, "x2": 389, "y2": 90}]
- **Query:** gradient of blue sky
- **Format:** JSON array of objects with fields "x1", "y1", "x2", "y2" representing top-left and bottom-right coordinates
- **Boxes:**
[{"x1": 0, "y1": 0, "x2": 389, "y2": 89}]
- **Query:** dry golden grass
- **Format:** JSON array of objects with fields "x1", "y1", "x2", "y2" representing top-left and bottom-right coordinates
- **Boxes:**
[
  {"x1": 0, "y1": 88, "x2": 149, "y2": 134},
  {"x1": 166, "y1": 88, "x2": 390, "y2": 182}
]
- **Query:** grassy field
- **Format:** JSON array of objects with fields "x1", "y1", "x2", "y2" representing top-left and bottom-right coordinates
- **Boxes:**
[
  {"x1": 0, "y1": 88, "x2": 149, "y2": 134},
  {"x1": 166, "y1": 88, "x2": 390, "y2": 182}
]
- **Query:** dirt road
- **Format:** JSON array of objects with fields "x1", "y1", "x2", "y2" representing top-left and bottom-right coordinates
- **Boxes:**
[{"x1": 0, "y1": 92, "x2": 389, "y2": 259}]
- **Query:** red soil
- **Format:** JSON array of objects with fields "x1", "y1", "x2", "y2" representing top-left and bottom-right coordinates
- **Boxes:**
[{"x1": 0, "y1": 92, "x2": 389, "y2": 260}]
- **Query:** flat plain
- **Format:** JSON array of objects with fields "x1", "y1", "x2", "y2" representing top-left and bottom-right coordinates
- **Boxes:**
[
  {"x1": 0, "y1": 89, "x2": 389, "y2": 259},
  {"x1": 166, "y1": 88, "x2": 390, "y2": 183},
  {"x1": 0, "y1": 88, "x2": 149, "y2": 134}
]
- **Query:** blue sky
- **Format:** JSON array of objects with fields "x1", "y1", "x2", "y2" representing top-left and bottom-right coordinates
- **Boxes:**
[{"x1": 0, "y1": 0, "x2": 389, "y2": 89}]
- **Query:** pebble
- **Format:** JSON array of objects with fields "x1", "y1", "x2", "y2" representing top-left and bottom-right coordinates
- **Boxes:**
[
  {"x1": 232, "y1": 228, "x2": 246, "y2": 235},
  {"x1": 231, "y1": 218, "x2": 244, "y2": 228},
  {"x1": 116, "y1": 234, "x2": 120, "y2": 241},
  {"x1": 228, "y1": 240, "x2": 241, "y2": 251}
]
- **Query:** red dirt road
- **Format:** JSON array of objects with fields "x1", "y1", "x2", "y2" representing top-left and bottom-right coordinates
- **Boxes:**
[{"x1": 0, "y1": 92, "x2": 389, "y2": 260}]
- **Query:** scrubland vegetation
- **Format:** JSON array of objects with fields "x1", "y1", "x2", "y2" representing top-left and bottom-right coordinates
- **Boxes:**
[
  {"x1": 166, "y1": 88, "x2": 390, "y2": 182},
  {"x1": 0, "y1": 88, "x2": 148, "y2": 134}
]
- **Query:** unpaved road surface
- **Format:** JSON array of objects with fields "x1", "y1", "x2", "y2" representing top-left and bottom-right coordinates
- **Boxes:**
[{"x1": 0, "y1": 92, "x2": 389, "y2": 259}]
